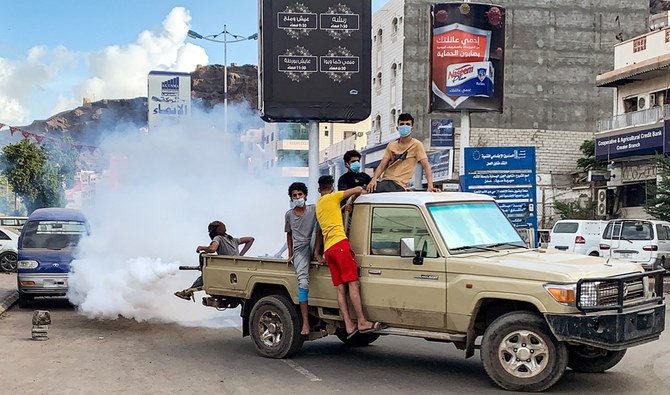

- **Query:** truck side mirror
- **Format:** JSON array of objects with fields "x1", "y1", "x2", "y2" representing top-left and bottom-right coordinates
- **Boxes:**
[
  {"x1": 413, "y1": 240, "x2": 428, "y2": 265},
  {"x1": 400, "y1": 238, "x2": 415, "y2": 258}
]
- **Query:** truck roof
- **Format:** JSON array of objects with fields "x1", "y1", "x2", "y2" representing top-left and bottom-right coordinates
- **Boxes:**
[{"x1": 355, "y1": 192, "x2": 494, "y2": 206}]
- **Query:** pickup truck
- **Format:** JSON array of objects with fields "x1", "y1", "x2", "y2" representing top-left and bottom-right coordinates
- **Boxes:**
[{"x1": 194, "y1": 192, "x2": 665, "y2": 392}]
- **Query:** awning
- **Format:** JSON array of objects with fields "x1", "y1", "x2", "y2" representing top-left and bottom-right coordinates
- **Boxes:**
[{"x1": 596, "y1": 53, "x2": 670, "y2": 87}]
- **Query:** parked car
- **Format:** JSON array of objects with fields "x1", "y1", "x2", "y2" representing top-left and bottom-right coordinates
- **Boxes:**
[
  {"x1": 0, "y1": 216, "x2": 27, "y2": 230},
  {"x1": 16, "y1": 208, "x2": 89, "y2": 307},
  {"x1": 548, "y1": 220, "x2": 608, "y2": 256},
  {"x1": 599, "y1": 219, "x2": 670, "y2": 271},
  {"x1": 0, "y1": 226, "x2": 20, "y2": 272}
]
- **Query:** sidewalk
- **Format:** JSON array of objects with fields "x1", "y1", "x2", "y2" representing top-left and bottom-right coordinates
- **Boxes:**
[{"x1": 0, "y1": 272, "x2": 18, "y2": 315}]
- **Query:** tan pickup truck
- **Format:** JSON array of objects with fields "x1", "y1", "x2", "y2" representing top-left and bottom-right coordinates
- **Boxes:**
[{"x1": 193, "y1": 192, "x2": 665, "y2": 392}]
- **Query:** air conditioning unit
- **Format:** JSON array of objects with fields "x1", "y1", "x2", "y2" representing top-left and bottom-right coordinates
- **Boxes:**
[
  {"x1": 596, "y1": 189, "x2": 607, "y2": 217},
  {"x1": 638, "y1": 94, "x2": 649, "y2": 110}
]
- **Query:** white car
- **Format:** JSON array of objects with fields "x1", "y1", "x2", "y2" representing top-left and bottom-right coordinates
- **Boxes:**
[
  {"x1": 547, "y1": 220, "x2": 608, "y2": 256},
  {"x1": 599, "y1": 219, "x2": 670, "y2": 271},
  {"x1": 0, "y1": 226, "x2": 19, "y2": 272}
]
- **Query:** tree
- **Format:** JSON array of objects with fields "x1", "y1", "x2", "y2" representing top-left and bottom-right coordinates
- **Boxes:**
[
  {"x1": 644, "y1": 155, "x2": 670, "y2": 221},
  {"x1": 0, "y1": 139, "x2": 76, "y2": 213},
  {"x1": 553, "y1": 199, "x2": 597, "y2": 220},
  {"x1": 576, "y1": 139, "x2": 607, "y2": 172}
]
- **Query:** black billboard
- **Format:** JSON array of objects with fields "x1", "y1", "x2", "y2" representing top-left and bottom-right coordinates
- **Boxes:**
[
  {"x1": 430, "y1": 3, "x2": 506, "y2": 112},
  {"x1": 259, "y1": 0, "x2": 371, "y2": 122}
]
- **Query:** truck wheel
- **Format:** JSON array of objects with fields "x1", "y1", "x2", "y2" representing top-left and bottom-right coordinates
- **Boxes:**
[
  {"x1": 568, "y1": 346, "x2": 626, "y2": 373},
  {"x1": 0, "y1": 251, "x2": 17, "y2": 272},
  {"x1": 336, "y1": 329, "x2": 380, "y2": 347},
  {"x1": 18, "y1": 293, "x2": 33, "y2": 308},
  {"x1": 481, "y1": 312, "x2": 568, "y2": 392},
  {"x1": 249, "y1": 295, "x2": 304, "y2": 359}
]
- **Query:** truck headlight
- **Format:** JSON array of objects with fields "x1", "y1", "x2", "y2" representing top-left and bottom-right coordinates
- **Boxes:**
[
  {"x1": 544, "y1": 283, "x2": 576, "y2": 305},
  {"x1": 17, "y1": 260, "x2": 38, "y2": 269},
  {"x1": 578, "y1": 282, "x2": 599, "y2": 307}
]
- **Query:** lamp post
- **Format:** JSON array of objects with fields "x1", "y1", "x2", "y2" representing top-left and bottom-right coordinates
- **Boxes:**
[{"x1": 187, "y1": 28, "x2": 258, "y2": 135}]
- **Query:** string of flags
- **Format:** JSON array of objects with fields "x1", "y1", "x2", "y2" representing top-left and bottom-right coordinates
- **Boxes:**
[{"x1": 0, "y1": 122, "x2": 100, "y2": 154}]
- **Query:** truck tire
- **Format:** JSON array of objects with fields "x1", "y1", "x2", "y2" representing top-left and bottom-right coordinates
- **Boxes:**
[
  {"x1": 481, "y1": 312, "x2": 568, "y2": 392},
  {"x1": 0, "y1": 251, "x2": 17, "y2": 272},
  {"x1": 248, "y1": 295, "x2": 304, "y2": 359},
  {"x1": 336, "y1": 330, "x2": 380, "y2": 347},
  {"x1": 567, "y1": 346, "x2": 626, "y2": 373},
  {"x1": 18, "y1": 293, "x2": 33, "y2": 308}
]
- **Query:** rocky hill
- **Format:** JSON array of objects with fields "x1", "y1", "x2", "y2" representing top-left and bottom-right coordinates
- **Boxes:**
[
  {"x1": 651, "y1": 0, "x2": 670, "y2": 13},
  {"x1": 18, "y1": 64, "x2": 259, "y2": 144}
]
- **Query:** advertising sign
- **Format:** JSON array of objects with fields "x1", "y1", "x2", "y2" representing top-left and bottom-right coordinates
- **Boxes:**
[
  {"x1": 595, "y1": 125, "x2": 664, "y2": 161},
  {"x1": 422, "y1": 148, "x2": 453, "y2": 184},
  {"x1": 430, "y1": 3, "x2": 505, "y2": 112},
  {"x1": 463, "y1": 147, "x2": 537, "y2": 245},
  {"x1": 430, "y1": 119, "x2": 454, "y2": 148},
  {"x1": 147, "y1": 71, "x2": 191, "y2": 131},
  {"x1": 259, "y1": 0, "x2": 372, "y2": 122}
]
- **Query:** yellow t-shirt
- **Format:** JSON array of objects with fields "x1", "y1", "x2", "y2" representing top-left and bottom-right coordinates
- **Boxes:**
[
  {"x1": 381, "y1": 138, "x2": 428, "y2": 187},
  {"x1": 316, "y1": 191, "x2": 347, "y2": 251}
]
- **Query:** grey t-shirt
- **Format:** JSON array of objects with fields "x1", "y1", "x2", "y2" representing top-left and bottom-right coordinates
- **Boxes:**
[
  {"x1": 213, "y1": 235, "x2": 240, "y2": 256},
  {"x1": 284, "y1": 205, "x2": 317, "y2": 247}
]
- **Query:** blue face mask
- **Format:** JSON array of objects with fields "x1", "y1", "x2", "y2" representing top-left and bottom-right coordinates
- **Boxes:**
[
  {"x1": 398, "y1": 125, "x2": 412, "y2": 137},
  {"x1": 291, "y1": 197, "x2": 305, "y2": 208},
  {"x1": 349, "y1": 161, "x2": 362, "y2": 173}
]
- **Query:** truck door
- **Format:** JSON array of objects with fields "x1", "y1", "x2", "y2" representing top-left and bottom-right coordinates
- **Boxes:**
[{"x1": 359, "y1": 205, "x2": 446, "y2": 329}]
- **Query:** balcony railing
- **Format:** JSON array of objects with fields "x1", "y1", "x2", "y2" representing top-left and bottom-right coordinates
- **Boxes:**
[{"x1": 597, "y1": 104, "x2": 670, "y2": 132}]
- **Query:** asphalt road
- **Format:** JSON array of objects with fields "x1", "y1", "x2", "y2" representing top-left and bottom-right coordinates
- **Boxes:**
[{"x1": 1, "y1": 299, "x2": 669, "y2": 394}]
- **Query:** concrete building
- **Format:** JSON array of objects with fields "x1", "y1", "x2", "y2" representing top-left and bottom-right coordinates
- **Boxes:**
[
  {"x1": 595, "y1": 11, "x2": 670, "y2": 219},
  {"x1": 364, "y1": 0, "x2": 649, "y2": 226}
]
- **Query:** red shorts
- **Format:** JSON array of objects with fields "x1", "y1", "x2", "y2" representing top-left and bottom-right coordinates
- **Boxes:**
[{"x1": 324, "y1": 239, "x2": 359, "y2": 286}]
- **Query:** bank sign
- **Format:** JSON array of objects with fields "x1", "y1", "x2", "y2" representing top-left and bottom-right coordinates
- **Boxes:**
[
  {"x1": 595, "y1": 123, "x2": 669, "y2": 160},
  {"x1": 463, "y1": 147, "x2": 537, "y2": 244}
]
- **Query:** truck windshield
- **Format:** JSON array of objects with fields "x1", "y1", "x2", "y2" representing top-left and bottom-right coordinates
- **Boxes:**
[
  {"x1": 20, "y1": 220, "x2": 88, "y2": 250},
  {"x1": 428, "y1": 202, "x2": 525, "y2": 252}
]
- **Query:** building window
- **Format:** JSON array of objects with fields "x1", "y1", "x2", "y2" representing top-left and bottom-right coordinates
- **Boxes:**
[
  {"x1": 324, "y1": 129, "x2": 329, "y2": 137},
  {"x1": 621, "y1": 181, "x2": 654, "y2": 208},
  {"x1": 391, "y1": 109, "x2": 396, "y2": 124},
  {"x1": 633, "y1": 37, "x2": 646, "y2": 52},
  {"x1": 376, "y1": 29, "x2": 383, "y2": 69},
  {"x1": 666, "y1": 29, "x2": 670, "y2": 43},
  {"x1": 376, "y1": 72, "x2": 382, "y2": 95}
]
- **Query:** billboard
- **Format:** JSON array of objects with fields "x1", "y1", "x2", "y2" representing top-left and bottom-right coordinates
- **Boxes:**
[
  {"x1": 422, "y1": 148, "x2": 453, "y2": 184},
  {"x1": 259, "y1": 0, "x2": 372, "y2": 122},
  {"x1": 430, "y1": 3, "x2": 506, "y2": 112},
  {"x1": 595, "y1": 125, "x2": 664, "y2": 161},
  {"x1": 148, "y1": 71, "x2": 191, "y2": 131},
  {"x1": 463, "y1": 147, "x2": 537, "y2": 245}
]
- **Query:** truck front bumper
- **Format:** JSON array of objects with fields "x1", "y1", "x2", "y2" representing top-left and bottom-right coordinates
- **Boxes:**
[{"x1": 545, "y1": 304, "x2": 665, "y2": 351}]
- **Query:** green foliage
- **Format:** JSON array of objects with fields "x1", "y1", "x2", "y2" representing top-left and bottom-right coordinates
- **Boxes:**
[
  {"x1": 553, "y1": 199, "x2": 597, "y2": 220},
  {"x1": 0, "y1": 139, "x2": 78, "y2": 213},
  {"x1": 576, "y1": 140, "x2": 607, "y2": 171},
  {"x1": 644, "y1": 155, "x2": 670, "y2": 221}
]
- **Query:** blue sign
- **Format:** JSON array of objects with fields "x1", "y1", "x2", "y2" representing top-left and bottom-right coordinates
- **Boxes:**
[
  {"x1": 595, "y1": 126, "x2": 664, "y2": 161},
  {"x1": 464, "y1": 147, "x2": 538, "y2": 246},
  {"x1": 430, "y1": 119, "x2": 454, "y2": 148}
]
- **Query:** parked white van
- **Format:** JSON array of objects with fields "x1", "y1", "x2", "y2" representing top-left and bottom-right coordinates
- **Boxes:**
[
  {"x1": 548, "y1": 220, "x2": 608, "y2": 256},
  {"x1": 599, "y1": 219, "x2": 670, "y2": 271}
]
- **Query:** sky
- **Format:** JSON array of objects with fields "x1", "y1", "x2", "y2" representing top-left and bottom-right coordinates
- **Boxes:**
[{"x1": 0, "y1": 1, "x2": 388, "y2": 125}]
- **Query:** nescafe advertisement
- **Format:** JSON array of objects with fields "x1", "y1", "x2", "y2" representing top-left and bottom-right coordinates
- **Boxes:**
[{"x1": 430, "y1": 3, "x2": 506, "y2": 113}]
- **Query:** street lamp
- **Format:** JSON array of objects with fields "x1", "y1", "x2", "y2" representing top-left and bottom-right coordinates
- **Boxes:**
[{"x1": 187, "y1": 27, "x2": 258, "y2": 135}]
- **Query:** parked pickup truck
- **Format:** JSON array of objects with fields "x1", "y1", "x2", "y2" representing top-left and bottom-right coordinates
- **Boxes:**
[{"x1": 194, "y1": 192, "x2": 665, "y2": 392}]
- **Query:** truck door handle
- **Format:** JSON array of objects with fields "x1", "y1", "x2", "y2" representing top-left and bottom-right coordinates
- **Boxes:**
[{"x1": 368, "y1": 269, "x2": 382, "y2": 275}]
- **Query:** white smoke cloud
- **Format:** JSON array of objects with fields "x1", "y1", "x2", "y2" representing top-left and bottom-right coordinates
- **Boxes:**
[
  {"x1": 67, "y1": 105, "x2": 291, "y2": 327},
  {"x1": 0, "y1": 7, "x2": 208, "y2": 124}
]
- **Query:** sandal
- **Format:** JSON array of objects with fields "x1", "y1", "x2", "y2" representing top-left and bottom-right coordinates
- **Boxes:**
[
  {"x1": 174, "y1": 290, "x2": 194, "y2": 302},
  {"x1": 359, "y1": 321, "x2": 383, "y2": 334}
]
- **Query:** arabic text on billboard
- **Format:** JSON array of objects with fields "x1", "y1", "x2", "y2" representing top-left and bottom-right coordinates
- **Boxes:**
[
  {"x1": 431, "y1": 3, "x2": 505, "y2": 112},
  {"x1": 147, "y1": 71, "x2": 191, "y2": 130},
  {"x1": 430, "y1": 119, "x2": 454, "y2": 148}
]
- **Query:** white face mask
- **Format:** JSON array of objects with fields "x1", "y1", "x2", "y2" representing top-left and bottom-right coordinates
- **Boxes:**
[{"x1": 291, "y1": 197, "x2": 305, "y2": 208}]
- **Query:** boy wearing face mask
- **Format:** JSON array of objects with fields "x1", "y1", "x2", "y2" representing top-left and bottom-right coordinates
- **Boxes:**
[
  {"x1": 367, "y1": 113, "x2": 441, "y2": 193},
  {"x1": 285, "y1": 182, "x2": 317, "y2": 335},
  {"x1": 337, "y1": 150, "x2": 372, "y2": 191}
]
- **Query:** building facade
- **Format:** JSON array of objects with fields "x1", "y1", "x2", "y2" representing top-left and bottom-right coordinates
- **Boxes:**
[
  {"x1": 595, "y1": 11, "x2": 670, "y2": 219},
  {"x1": 363, "y1": 0, "x2": 649, "y2": 226}
]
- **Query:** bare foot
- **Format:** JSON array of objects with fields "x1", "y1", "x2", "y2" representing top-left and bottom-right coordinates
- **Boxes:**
[
  {"x1": 345, "y1": 323, "x2": 358, "y2": 334},
  {"x1": 357, "y1": 320, "x2": 374, "y2": 332},
  {"x1": 301, "y1": 326, "x2": 310, "y2": 335}
]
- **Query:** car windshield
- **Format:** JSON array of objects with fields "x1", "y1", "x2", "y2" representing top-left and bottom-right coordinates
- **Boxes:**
[
  {"x1": 20, "y1": 220, "x2": 87, "y2": 250},
  {"x1": 428, "y1": 202, "x2": 526, "y2": 252}
]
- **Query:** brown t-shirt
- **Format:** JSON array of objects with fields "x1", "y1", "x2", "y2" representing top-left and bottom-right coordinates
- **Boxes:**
[{"x1": 381, "y1": 138, "x2": 428, "y2": 187}]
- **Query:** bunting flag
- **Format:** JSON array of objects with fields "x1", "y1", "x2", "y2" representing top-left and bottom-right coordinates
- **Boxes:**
[{"x1": 0, "y1": 120, "x2": 102, "y2": 154}]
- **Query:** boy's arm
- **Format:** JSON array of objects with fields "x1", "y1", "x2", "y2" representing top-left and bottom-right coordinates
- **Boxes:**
[
  {"x1": 367, "y1": 156, "x2": 390, "y2": 192},
  {"x1": 313, "y1": 227, "x2": 325, "y2": 263},
  {"x1": 239, "y1": 237, "x2": 255, "y2": 256},
  {"x1": 342, "y1": 186, "x2": 366, "y2": 200},
  {"x1": 286, "y1": 232, "x2": 293, "y2": 260},
  {"x1": 420, "y1": 158, "x2": 441, "y2": 192},
  {"x1": 196, "y1": 240, "x2": 220, "y2": 253}
]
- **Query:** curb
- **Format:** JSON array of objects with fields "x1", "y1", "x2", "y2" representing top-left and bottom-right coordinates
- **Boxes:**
[{"x1": 0, "y1": 290, "x2": 18, "y2": 315}]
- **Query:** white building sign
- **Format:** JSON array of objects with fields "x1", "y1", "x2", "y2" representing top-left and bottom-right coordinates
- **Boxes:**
[{"x1": 148, "y1": 71, "x2": 191, "y2": 131}]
